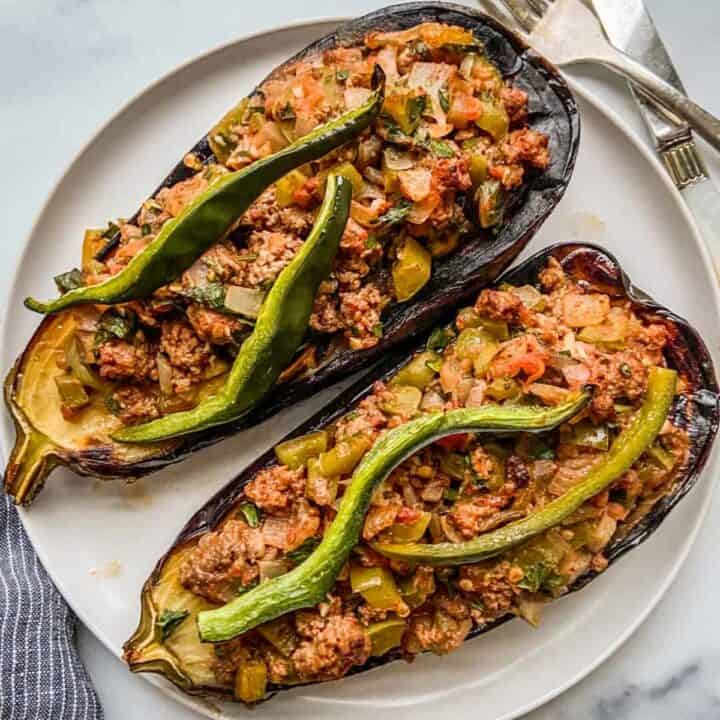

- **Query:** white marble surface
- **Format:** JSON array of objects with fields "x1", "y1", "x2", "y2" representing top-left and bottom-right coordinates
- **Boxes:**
[{"x1": 2, "y1": 1, "x2": 720, "y2": 718}]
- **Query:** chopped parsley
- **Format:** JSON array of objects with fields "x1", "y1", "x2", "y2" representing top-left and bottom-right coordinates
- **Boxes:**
[
  {"x1": 94, "y1": 309, "x2": 136, "y2": 346},
  {"x1": 238, "y1": 502, "x2": 260, "y2": 528},
  {"x1": 429, "y1": 139, "x2": 456, "y2": 158},
  {"x1": 381, "y1": 115, "x2": 411, "y2": 143},
  {"x1": 286, "y1": 537, "x2": 321, "y2": 565},
  {"x1": 528, "y1": 439, "x2": 555, "y2": 460},
  {"x1": 102, "y1": 221, "x2": 120, "y2": 240},
  {"x1": 237, "y1": 579, "x2": 259, "y2": 596},
  {"x1": 104, "y1": 395, "x2": 121, "y2": 415},
  {"x1": 440, "y1": 41, "x2": 483, "y2": 55},
  {"x1": 53, "y1": 268, "x2": 84, "y2": 294},
  {"x1": 413, "y1": 40, "x2": 430, "y2": 60},
  {"x1": 426, "y1": 326, "x2": 454, "y2": 352},
  {"x1": 443, "y1": 487, "x2": 459, "y2": 502},
  {"x1": 517, "y1": 563, "x2": 566, "y2": 593},
  {"x1": 336, "y1": 69, "x2": 350, "y2": 82},
  {"x1": 180, "y1": 282, "x2": 227, "y2": 311},
  {"x1": 374, "y1": 199, "x2": 412, "y2": 228},
  {"x1": 425, "y1": 357, "x2": 443, "y2": 373},
  {"x1": 438, "y1": 86, "x2": 450, "y2": 113},
  {"x1": 372, "y1": 322, "x2": 384, "y2": 338},
  {"x1": 278, "y1": 102, "x2": 296, "y2": 121},
  {"x1": 157, "y1": 609, "x2": 189, "y2": 641},
  {"x1": 436, "y1": 569, "x2": 458, "y2": 597},
  {"x1": 364, "y1": 235, "x2": 380, "y2": 250},
  {"x1": 407, "y1": 94, "x2": 428, "y2": 129}
]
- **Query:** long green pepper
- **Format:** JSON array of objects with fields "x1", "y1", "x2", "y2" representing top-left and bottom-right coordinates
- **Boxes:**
[
  {"x1": 114, "y1": 173, "x2": 352, "y2": 443},
  {"x1": 25, "y1": 70, "x2": 385, "y2": 315},
  {"x1": 374, "y1": 366, "x2": 677, "y2": 565},
  {"x1": 196, "y1": 392, "x2": 590, "y2": 642}
]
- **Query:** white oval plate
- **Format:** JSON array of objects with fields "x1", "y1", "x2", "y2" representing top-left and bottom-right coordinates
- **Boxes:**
[{"x1": 2, "y1": 17, "x2": 718, "y2": 720}]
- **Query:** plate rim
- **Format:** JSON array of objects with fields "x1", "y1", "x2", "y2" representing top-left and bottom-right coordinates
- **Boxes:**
[{"x1": 2, "y1": 14, "x2": 718, "y2": 720}]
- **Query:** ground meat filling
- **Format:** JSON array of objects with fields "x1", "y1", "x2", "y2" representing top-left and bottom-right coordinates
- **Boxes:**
[
  {"x1": 238, "y1": 231, "x2": 304, "y2": 288},
  {"x1": 186, "y1": 305, "x2": 246, "y2": 346},
  {"x1": 291, "y1": 610, "x2": 371, "y2": 681},
  {"x1": 169, "y1": 253, "x2": 688, "y2": 691},
  {"x1": 96, "y1": 339, "x2": 157, "y2": 382},
  {"x1": 244, "y1": 466, "x2": 306, "y2": 513},
  {"x1": 63, "y1": 22, "x2": 554, "y2": 427},
  {"x1": 179, "y1": 519, "x2": 264, "y2": 604},
  {"x1": 109, "y1": 386, "x2": 160, "y2": 426},
  {"x1": 404, "y1": 595, "x2": 472, "y2": 655},
  {"x1": 159, "y1": 320, "x2": 212, "y2": 394}
]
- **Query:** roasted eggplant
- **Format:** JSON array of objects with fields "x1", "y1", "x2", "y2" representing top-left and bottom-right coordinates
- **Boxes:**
[
  {"x1": 4, "y1": 2, "x2": 580, "y2": 504},
  {"x1": 123, "y1": 244, "x2": 718, "y2": 702}
]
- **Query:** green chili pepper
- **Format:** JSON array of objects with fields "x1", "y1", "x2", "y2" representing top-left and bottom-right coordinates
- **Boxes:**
[
  {"x1": 24, "y1": 73, "x2": 384, "y2": 315},
  {"x1": 113, "y1": 174, "x2": 352, "y2": 443},
  {"x1": 195, "y1": 391, "x2": 589, "y2": 642},
  {"x1": 374, "y1": 366, "x2": 676, "y2": 566}
]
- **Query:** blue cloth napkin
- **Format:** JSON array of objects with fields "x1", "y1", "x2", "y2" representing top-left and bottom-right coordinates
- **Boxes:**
[{"x1": 1, "y1": 495, "x2": 103, "y2": 719}]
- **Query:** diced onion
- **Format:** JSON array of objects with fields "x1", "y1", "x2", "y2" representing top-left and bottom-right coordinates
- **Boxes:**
[
  {"x1": 398, "y1": 168, "x2": 432, "y2": 202},
  {"x1": 185, "y1": 258, "x2": 211, "y2": 287},
  {"x1": 72, "y1": 306, "x2": 101, "y2": 332},
  {"x1": 358, "y1": 136, "x2": 383, "y2": 168},
  {"x1": 225, "y1": 285, "x2": 266, "y2": 318},
  {"x1": 420, "y1": 389, "x2": 445, "y2": 412},
  {"x1": 262, "y1": 517, "x2": 290, "y2": 549},
  {"x1": 440, "y1": 516, "x2": 464, "y2": 543},
  {"x1": 256, "y1": 120, "x2": 289, "y2": 151},
  {"x1": 376, "y1": 46, "x2": 399, "y2": 79},
  {"x1": 459, "y1": 53, "x2": 476, "y2": 80},
  {"x1": 357, "y1": 180, "x2": 386, "y2": 201},
  {"x1": 465, "y1": 380, "x2": 487, "y2": 408},
  {"x1": 383, "y1": 147, "x2": 414, "y2": 171},
  {"x1": 258, "y1": 559, "x2": 290, "y2": 582},
  {"x1": 156, "y1": 353, "x2": 174, "y2": 396},
  {"x1": 407, "y1": 193, "x2": 440, "y2": 224},
  {"x1": 363, "y1": 166, "x2": 385, "y2": 187},
  {"x1": 345, "y1": 87, "x2": 372, "y2": 110}
]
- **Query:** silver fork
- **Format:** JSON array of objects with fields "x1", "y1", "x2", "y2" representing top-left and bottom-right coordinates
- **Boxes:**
[{"x1": 482, "y1": 0, "x2": 720, "y2": 153}]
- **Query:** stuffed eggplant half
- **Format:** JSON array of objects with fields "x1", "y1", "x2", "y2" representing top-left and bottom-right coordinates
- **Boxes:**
[
  {"x1": 4, "y1": 2, "x2": 580, "y2": 504},
  {"x1": 124, "y1": 244, "x2": 718, "y2": 704}
]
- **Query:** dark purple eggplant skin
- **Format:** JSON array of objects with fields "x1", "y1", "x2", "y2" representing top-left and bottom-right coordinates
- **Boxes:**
[
  {"x1": 134, "y1": 243, "x2": 719, "y2": 697},
  {"x1": 13, "y1": 2, "x2": 579, "y2": 483}
]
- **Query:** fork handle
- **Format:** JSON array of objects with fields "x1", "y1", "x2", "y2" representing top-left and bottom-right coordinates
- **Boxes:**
[{"x1": 599, "y1": 51, "x2": 720, "y2": 153}]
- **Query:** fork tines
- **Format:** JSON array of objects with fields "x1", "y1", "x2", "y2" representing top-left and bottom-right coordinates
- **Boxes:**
[{"x1": 499, "y1": 0, "x2": 552, "y2": 32}]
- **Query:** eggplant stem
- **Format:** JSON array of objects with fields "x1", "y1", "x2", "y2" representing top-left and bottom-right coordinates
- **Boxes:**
[{"x1": 3, "y1": 364, "x2": 61, "y2": 505}]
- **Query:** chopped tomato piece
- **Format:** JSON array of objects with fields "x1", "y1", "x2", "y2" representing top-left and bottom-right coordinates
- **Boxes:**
[
  {"x1": 490, "y1": 335, "x2": 550, "y2": 387},
  {"x1": 436, "y1": 433, "x2": 469, "y2": 451},
  {"x1": 396, "y1": 506, "x2": 423, "y2": 524},
  {"x1": 447, "y1": 94, "x2": 483, "y2": 129},
  {"x1": 607, "y1": 502, "x2": 629, "y2": 520}
]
